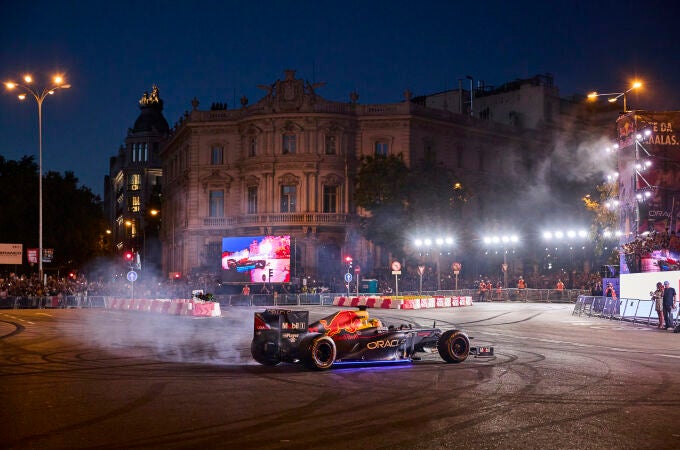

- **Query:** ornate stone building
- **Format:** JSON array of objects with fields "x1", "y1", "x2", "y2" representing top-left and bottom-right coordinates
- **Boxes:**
[
  {"x1": 160, "y1": 70, "x2": 553, "y2": 283},
  {"x1": 105, "y1": 85, "x2": 169, "y2": 271}
]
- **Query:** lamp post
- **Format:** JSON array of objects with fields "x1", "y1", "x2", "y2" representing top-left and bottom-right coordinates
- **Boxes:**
[
  {"x1": 482, "y1": 234, "x2": 519, "y2": 290},
  {"x1": 414, "y1": 236, "x2": 455, "y2": 291},
  {"x1": 4, "y1": 74, "x2": 70, "y2": 284},
  {"x1": 587, "y1": 81, "x2": 642, "y2": 112}
]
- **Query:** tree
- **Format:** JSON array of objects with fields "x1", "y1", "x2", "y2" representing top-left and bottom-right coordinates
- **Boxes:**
[
  {"x1": 354, "y1": 153, "x2": 469, "y2": 259},
  {"x1": 582, "y1": 180, "x2": 619, "y2": 262},
  {"x1": 0, "y1": 156, "x2": 107, "y2": 273},
  {"x1": 354, "y1": 154, "x2": 410, "y2": 255}
]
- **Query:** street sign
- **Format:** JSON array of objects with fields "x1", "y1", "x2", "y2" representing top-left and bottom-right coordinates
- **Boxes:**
[
  {"x1": 391, "y1": 261, "x2": 401, "y2": 271},
  {"x1": 344, "y1": 273, "x2": 353, "y2": 283},
  {"x1": 127, "y1": 270, "x2": 138, "y2": 282},
  {"x1": 502, "y1": 263, "x2": 508, "y2": 272},
  {"x1": 417, "y1": 265, "x2": 425, "y2": 276},
  {"x1": 354, "y1": 265, "x2": 360, "y2": 274},
  {"x1": 451, "y1": 262, "x2": 462, "y2": 272}
]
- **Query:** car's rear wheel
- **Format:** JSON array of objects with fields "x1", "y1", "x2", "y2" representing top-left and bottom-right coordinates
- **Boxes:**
[
  {"x1": 437, "y1": 330, "x2": 470, "y2": 363},
  {"x1": 250, "y1": 340, "x2": 281, "y2": 366},
  {"x1": 301, "y1": 335, "x2": 336, "y2": 370}
]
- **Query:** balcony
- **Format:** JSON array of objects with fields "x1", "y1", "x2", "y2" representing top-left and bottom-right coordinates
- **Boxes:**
[{"x1": 202, "y1": 213, "x2": 353, "y2": 228}]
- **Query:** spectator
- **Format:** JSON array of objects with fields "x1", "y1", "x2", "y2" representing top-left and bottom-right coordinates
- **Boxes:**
[
  {"x1": 651, "y1": 282, "x2": 665, "y2": 328},
  {"x1": 662, "y1": 281, "x2": 677, "y2": 330}
]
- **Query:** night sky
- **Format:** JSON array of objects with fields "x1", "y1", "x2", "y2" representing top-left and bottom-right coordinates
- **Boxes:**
[{"x1": 1, "y1": 0, "x2": 678, "y2": 198}]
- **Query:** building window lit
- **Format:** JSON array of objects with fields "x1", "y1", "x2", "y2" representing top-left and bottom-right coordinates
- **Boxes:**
[
  {"x1": 129, "y1": 195, "x2": 140, "y2": 213},
  {"x1": 325, "y1": 135, "x2": 337, "y2": 155},
  {"x1": 209, "y1": 190, "x2": 224, "y2": 217},
  {"x1": 375, "y1": 141, "x2": 388, "y2": 156},
  {"x1": 283, "y1": 134, "x2": 296, "y2": 154},
  {"x1": 249, "y1": 136, "x2": 257, "y2": 157},
  {"x1": 128, "y1": 173, "x2": 141, "y2": 191},
  {"x1": 247, "y1": 186, "x2": 258, "y2": 214},
  {"x1": 280, "y1": 185, "x2": 296, "y2": 212},
  {"x1": 131, "y1": 143, "x2": 148, "y2": 162},
  {"x1": 211, "y1": 146, "x2": 223, "y2": 165},
  {"x1": 323, "y1": 185, "x2": 338, "y2": 213}
]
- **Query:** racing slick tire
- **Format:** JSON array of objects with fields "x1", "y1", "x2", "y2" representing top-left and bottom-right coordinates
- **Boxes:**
[
  {"x1": 437, "y1": 329, "x2": 470, "y2": 363},
  {"x1": 250, "y1": 340, "x2": 281, "y2": 366},
  {"x1": 301, "y1": 335, "x2": 337, "y2": 370}
]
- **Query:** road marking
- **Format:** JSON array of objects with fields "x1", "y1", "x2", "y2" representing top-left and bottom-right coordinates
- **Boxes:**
[{"x1": 654, "y1": 354, "x2": 680, "y2": 359}]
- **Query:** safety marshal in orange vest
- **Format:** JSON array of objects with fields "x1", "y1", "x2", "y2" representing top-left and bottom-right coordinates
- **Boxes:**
[
  {"x1": 556, "y1": 279, "x2": 565, "y2": 291},
  {"x1": 517, "y1": 276, "x2": 526, "y2": 289}
]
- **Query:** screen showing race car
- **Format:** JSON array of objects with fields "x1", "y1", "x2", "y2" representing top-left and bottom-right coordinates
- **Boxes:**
[{"x1": 221, "y1": 235, "x2": 290, "y2": 283}]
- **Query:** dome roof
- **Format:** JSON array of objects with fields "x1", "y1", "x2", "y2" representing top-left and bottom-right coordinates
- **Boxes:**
[{"x1": 132, "y1": 85, "x2": 169, "y2": 134}]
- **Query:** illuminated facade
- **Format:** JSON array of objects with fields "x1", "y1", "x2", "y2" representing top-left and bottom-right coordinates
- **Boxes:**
[
  {"x1": 105, "y1": 85, "x2": 168, "y2": 271},
  {"x1": 160, "y1": 70, "x2": 553, "y2": 282}
]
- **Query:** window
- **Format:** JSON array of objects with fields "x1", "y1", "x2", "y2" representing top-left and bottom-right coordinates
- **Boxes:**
[
  {"x1": 128, "y1": 173, "x2": 141, "y2": 191},
  {"x1": 280, "y1": 185, "x2": 296, "y2": 212},
  {"x1": 249, "y1": 136, "x2": 257, "y2": 157},
  {"x1": 247, "y1": 186, "x2": 258, "y2": 214},
  {"x1": 325, "y1": 135, "x2": 337, "y2": 155},
  {"x1": 131, "y1": 143, "x2": 148, "y2": 162},
  {"x1": 211, "y1": 146, "x2": 223, "y2": 165},
  {"x1": 129, "y1": 195, "x2": 140, "y2": 213},
  {"x1": 209, "y1": 190, "x2": 224, "y2": 217},
  {"x1": 323, "y1": 185, "x2": 338, "y2": 213},
  {"x1": 282, "y1": 134, "x2": 296, "y2": 154},
  {"x1": 375, "y1": 141, "x2": 389, "y2": 156}
]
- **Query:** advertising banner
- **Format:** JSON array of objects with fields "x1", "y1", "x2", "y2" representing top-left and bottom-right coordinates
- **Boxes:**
[
  {"x1": 0, "y1": 243, "x2": 22, "y2": 264},
  {"x1": 617, "y1": 111, "x2": 680, "y2": 273},
  {"x1": 27, "y1": 248, "x2": 54, "y2": 264}
]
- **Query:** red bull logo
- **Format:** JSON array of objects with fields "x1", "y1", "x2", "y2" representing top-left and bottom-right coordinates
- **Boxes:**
[{"x1": 318, "y1": 310, "x2": 363, "y2": 337}]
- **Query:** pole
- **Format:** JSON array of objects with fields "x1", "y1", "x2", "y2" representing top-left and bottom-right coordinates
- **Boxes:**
[
  {"x1": 436, "y1": 253, "x2": 441, "y2": 291},
  {"x1": 395, "y1": 273, "x2": 399, "y2": 297},
  {"x1": 38, "y1": 99, "x2": 44, "y2": 285}
]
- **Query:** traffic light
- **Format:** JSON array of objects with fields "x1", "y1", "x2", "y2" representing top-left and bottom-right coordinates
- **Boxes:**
[
  {"x1": 344, "y1": 256, "x2": 353, "y2": 269},
  {"x1": 124, "y1": 251, "x2": 134, "y2": 263}
]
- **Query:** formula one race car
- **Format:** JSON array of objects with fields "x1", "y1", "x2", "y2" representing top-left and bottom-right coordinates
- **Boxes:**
[
  {"x1": 251, "y1": 307, "x2": 493, "y2": 370},
  {"x1": 226, "y1": 258, "x2": 267, "y2": 272}
]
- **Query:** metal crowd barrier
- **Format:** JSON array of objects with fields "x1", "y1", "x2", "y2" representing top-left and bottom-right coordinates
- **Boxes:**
[
  {"x1": 0, "y1": 289, "x2": 587, "y2": 311},
  {"x1": 572, "y1": 295, "x2": 679, "y2": 327},
  {"x1": 0, "y1": 295, "x2": 108, "y2": 309}
]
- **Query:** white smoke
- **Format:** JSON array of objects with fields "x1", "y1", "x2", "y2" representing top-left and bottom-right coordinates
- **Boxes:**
[{"x1": 77, "y1": 307, "x2": 257, "y2": 365}]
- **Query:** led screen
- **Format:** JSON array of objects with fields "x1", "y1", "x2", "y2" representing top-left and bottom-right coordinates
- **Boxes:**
[{"x1": 221, "y1": 236, "x2": 290, "y2": 283}]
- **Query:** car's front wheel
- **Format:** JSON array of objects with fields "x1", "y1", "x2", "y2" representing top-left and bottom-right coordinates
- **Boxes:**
[
  {"x1": 301, "y1": 335, "x2": 336, "y2": 370},
  {"x1": 437, "y1": 330, "x2": 470, "y2": 363}
]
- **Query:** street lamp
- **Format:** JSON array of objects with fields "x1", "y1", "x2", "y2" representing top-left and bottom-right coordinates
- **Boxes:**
[
  {"x1": 482, "y1": 234, "x2": 519, "y2": 290},
  {"x1": 4, "y1": 74, "x2": 71, "y2": 284},
  {"x1": 413, "y1": 236, "x2": 455, "y2": 291},
  {"x1": 587, "y1": 81, "x2": 642, "y2": 112}
]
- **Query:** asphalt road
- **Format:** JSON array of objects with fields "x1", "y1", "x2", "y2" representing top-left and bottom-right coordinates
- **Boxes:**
[{"x1": 1, "y1": 303, "x2": 680, "y2": 449}]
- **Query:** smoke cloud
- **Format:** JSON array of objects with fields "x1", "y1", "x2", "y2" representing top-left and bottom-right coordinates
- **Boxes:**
[{"x1": 75, "y1": 307, "x2": 256, "y2": 365}]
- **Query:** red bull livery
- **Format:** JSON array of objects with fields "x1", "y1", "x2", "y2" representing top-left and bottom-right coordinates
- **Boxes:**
[{"x1": 251, "y1": 307, "x2": 493, "y2": 370}]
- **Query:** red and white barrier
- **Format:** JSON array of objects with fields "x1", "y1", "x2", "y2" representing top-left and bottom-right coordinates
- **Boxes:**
[
  {"x1": 105, "y1": 298, "x2": 221, "y2": 317},
  {"x1": 332, "y1": 295, "x2": 472, "y2": 309}
]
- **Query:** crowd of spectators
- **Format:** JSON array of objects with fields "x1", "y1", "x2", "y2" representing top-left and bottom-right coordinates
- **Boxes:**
[
  {"x1": 621, "y1": 229, "x2": 680, "y2": 258},
  {"x1": 1, "y1": 267, "x2": 604, "y2": 299}
]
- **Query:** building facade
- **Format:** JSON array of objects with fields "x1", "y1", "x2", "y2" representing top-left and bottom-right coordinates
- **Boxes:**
[
  {"x1": 160, "y1": 70, "x2": 559, "y2": 284},
  {"x1": 104, "y1": 85, "x2": 169, "y2": 271}
]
